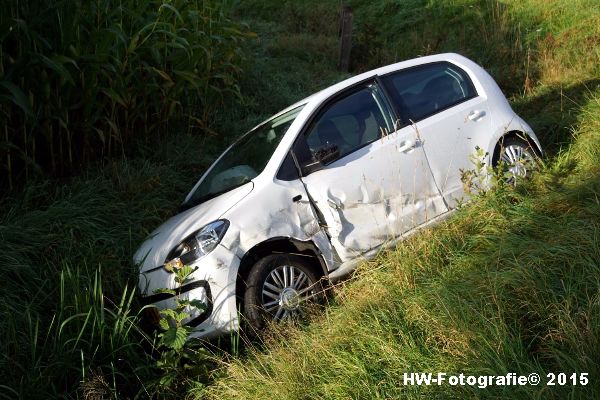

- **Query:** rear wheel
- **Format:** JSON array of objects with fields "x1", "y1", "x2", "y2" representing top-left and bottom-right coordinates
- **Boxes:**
[
  {"x1": 493, "y1": 136, "x2": 539, "y2": 184},
  {"x1": 243, "y1": 254, "x2": 322, "y2": 331}
]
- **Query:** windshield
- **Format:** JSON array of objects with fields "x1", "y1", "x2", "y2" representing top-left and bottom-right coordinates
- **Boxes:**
[{"x1": 184, "y1": 105, "x2": 304, "y2": 207}]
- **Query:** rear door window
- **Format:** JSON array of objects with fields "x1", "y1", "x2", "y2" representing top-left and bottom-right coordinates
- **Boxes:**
[{"x1": 381, "y1": 62, "x2": 477, "y2": 124}]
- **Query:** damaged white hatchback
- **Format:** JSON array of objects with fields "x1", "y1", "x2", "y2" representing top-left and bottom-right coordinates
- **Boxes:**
[{"x1": 134, "y1": 53, "x2": 542, "y2": 338}]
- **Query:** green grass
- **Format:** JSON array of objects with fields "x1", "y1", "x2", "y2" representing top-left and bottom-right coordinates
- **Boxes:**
[
  {"x1": 0, "y1": 2, "x2": 339, "y2": 396},
  {"x1": 206, "y1": 92, "x2": 600, "y2": 399},
  {"x1": 0, "y1": 126, "x2": 241, "y2": 397},
  {"x1": 0, "y1": 157, "x2": 184, "y2": 397},
  {"x1": 0, "y1": 0, "x2": 248, "y2": 187},
  {"x1": 204, "y1": 1, "x2": 600, "y2": 399},
  {"x1": 0, "y1": 0, "x2": 599, "y2": 398}
]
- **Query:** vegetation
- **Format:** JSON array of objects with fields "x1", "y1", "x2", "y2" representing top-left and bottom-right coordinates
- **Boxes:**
[
  {"x1": 0, "y1": 0, "x2": 598, "y2": 399},
  {"x1": 206, "y1": 0, "x2": 600, "y2": 399},
  {"x1": 0, "y1": 0, "x2": 248, "y2": 187}
]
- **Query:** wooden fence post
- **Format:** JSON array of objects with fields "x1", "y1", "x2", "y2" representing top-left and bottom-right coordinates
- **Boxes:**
[{"x1": 338, "y1": 4, "x2": 353, "y2": 72}]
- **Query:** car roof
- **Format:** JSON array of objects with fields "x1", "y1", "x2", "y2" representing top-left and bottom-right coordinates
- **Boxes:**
[{"x1": 259, "y1": 52, "x2": 468, "y2": 127}]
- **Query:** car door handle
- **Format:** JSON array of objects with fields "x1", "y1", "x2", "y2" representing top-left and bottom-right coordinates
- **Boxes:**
[
  {"x1": 327, "y1": 198, "x2": 343, "y2": 210},
  {"x1": 397, "y1": 139, "x2": 419, "y2": 153},
  {"x1": 293, "y1": 194, "x2": 311, "y2": 204},
  {"x1": 468, "y1": 110, "x2": 486, "y2": 121}
]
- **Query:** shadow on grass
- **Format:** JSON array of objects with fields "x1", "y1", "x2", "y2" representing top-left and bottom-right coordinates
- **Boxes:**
[
  {"x1": 513, "y1": 78, "x2": 600, "y2": 155},
  {"x1": 203, "y1": 79, "x2": 600, "y2": 399}
]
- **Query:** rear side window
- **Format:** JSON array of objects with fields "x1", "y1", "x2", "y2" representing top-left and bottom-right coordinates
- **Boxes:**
[{"x1": 381, "y1": 62, "x2": 477, "y2": 124}]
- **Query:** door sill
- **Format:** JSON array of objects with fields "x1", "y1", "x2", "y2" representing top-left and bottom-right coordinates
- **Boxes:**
[{"x1": 328, "y1": 209, "x2": 457, "y2": 282}]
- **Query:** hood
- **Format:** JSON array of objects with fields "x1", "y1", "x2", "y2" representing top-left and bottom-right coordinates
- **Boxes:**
[{"x1": 133, "y1": 182, "x2": 253, "y2": 272}]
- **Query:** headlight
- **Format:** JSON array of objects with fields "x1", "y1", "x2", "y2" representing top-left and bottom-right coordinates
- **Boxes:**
[{"x1": 164, "y1": 219, "x2": 230, "y2": 272}]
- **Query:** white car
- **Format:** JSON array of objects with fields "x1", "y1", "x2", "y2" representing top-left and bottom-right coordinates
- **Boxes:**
[{"x1": 134, "y1": 53, "x2": 541, "y2": 338}]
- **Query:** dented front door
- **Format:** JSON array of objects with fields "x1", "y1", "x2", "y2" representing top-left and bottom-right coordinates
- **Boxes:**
[{"x1": 296, "y1": 84, "x2": 448, "y2": 262}]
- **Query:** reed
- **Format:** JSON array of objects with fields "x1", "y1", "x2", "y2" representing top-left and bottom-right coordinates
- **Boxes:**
[{"x1": 0, "y1": 0, "x2": 248, "y2": 188}]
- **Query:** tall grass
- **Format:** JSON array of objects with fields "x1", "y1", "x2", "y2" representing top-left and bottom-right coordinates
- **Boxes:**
[
  {"x1": 0, "y1": 2, "x2": 255, "y2": 397},
  {"x1": 236, "y1": 0, "x2": 599, "y2": 99},
  {"x1": 1, "y1": 0, "x2": 598, "y2": 398},
  {"x1": 206, "y1": 86, "x2": 600, "y2": 400},
  {"x1": 0, "y1": 0, "x2": 249, "y2": 187},
  {"x1": 2, "y1": 265, "x2": 150, "y2": 398},
  {"x1": 206, "y1": 0, "x2": 600, "y2": 399},
  {"x1": 0, "y1": 147, "x2": 206, "y2": 397}
]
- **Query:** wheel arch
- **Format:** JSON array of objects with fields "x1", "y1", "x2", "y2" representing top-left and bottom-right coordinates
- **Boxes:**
[
  {"x1": 491, "y1": 130, "x2": 542, "y2": 165},
  {"x1": 235, "y1": 237, "x2": 328, "y2": 303}
]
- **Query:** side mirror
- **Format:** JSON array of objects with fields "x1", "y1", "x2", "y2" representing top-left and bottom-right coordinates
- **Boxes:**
[
  {"x1": 302, "y1": 144, "x2": 340, "y2": 175},
  {"x1": 299, "y1": 144, "x2": 339, "y2": 175},
  {"x1": 314, "y1": 143, "x2": 340, "y2": 165}
]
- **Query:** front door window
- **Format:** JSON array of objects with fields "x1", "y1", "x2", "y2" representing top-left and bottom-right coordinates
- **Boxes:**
[
  {"x1": 295, "y1": 83, "x2": 447, "y2": 260},
  {"x1": 304, "y1": 85, "x2": 393, "y2": 166}
]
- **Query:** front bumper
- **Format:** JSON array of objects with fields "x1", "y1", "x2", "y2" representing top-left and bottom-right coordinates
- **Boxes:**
[{"x1": 138, "y1": 243, "x2": 241, "y2": 339}]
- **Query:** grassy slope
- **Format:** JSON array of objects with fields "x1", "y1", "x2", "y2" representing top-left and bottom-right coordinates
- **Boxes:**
[
  {"x1": 0, "y1": 0, "x2": 598, "y2": 398},
  {"x1": 0, "y1": 149, "x2": 203, "y2": 397},
  {"x1": 206, "y1": 0, "x2": 600, "y2": 399},
  {"x1": 0, "y1": 3, "x2": 344, "y2": 398}
]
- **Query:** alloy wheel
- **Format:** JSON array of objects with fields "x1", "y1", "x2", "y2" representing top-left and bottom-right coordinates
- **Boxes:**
[
  {"x1": 261, "y1": 264, "x2": 316, "y2": 321},
  {"x1": 499, "y1": 143, "x2": 536, "y2": 184}
]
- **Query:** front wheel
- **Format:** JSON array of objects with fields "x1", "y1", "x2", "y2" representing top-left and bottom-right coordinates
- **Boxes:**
[
  {"x1": 492, "y1": 136, "x2": 539, "y2": 184},
  {"x1": 243, "y1": 254, "x2": 322, "y2": 331}
]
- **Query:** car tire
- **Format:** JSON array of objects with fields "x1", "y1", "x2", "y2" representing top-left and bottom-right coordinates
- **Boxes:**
[
  {"x1": 243, "y1": 254, "x2": 322, "y2": 332},
  {"x1": 492, "y1": 136, "x2": 539, "y2": 184}
]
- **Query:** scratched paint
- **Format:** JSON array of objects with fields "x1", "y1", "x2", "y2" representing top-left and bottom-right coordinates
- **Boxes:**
[{"x1": 133, "y1": 53, "x2": 542, "y2": 339}]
